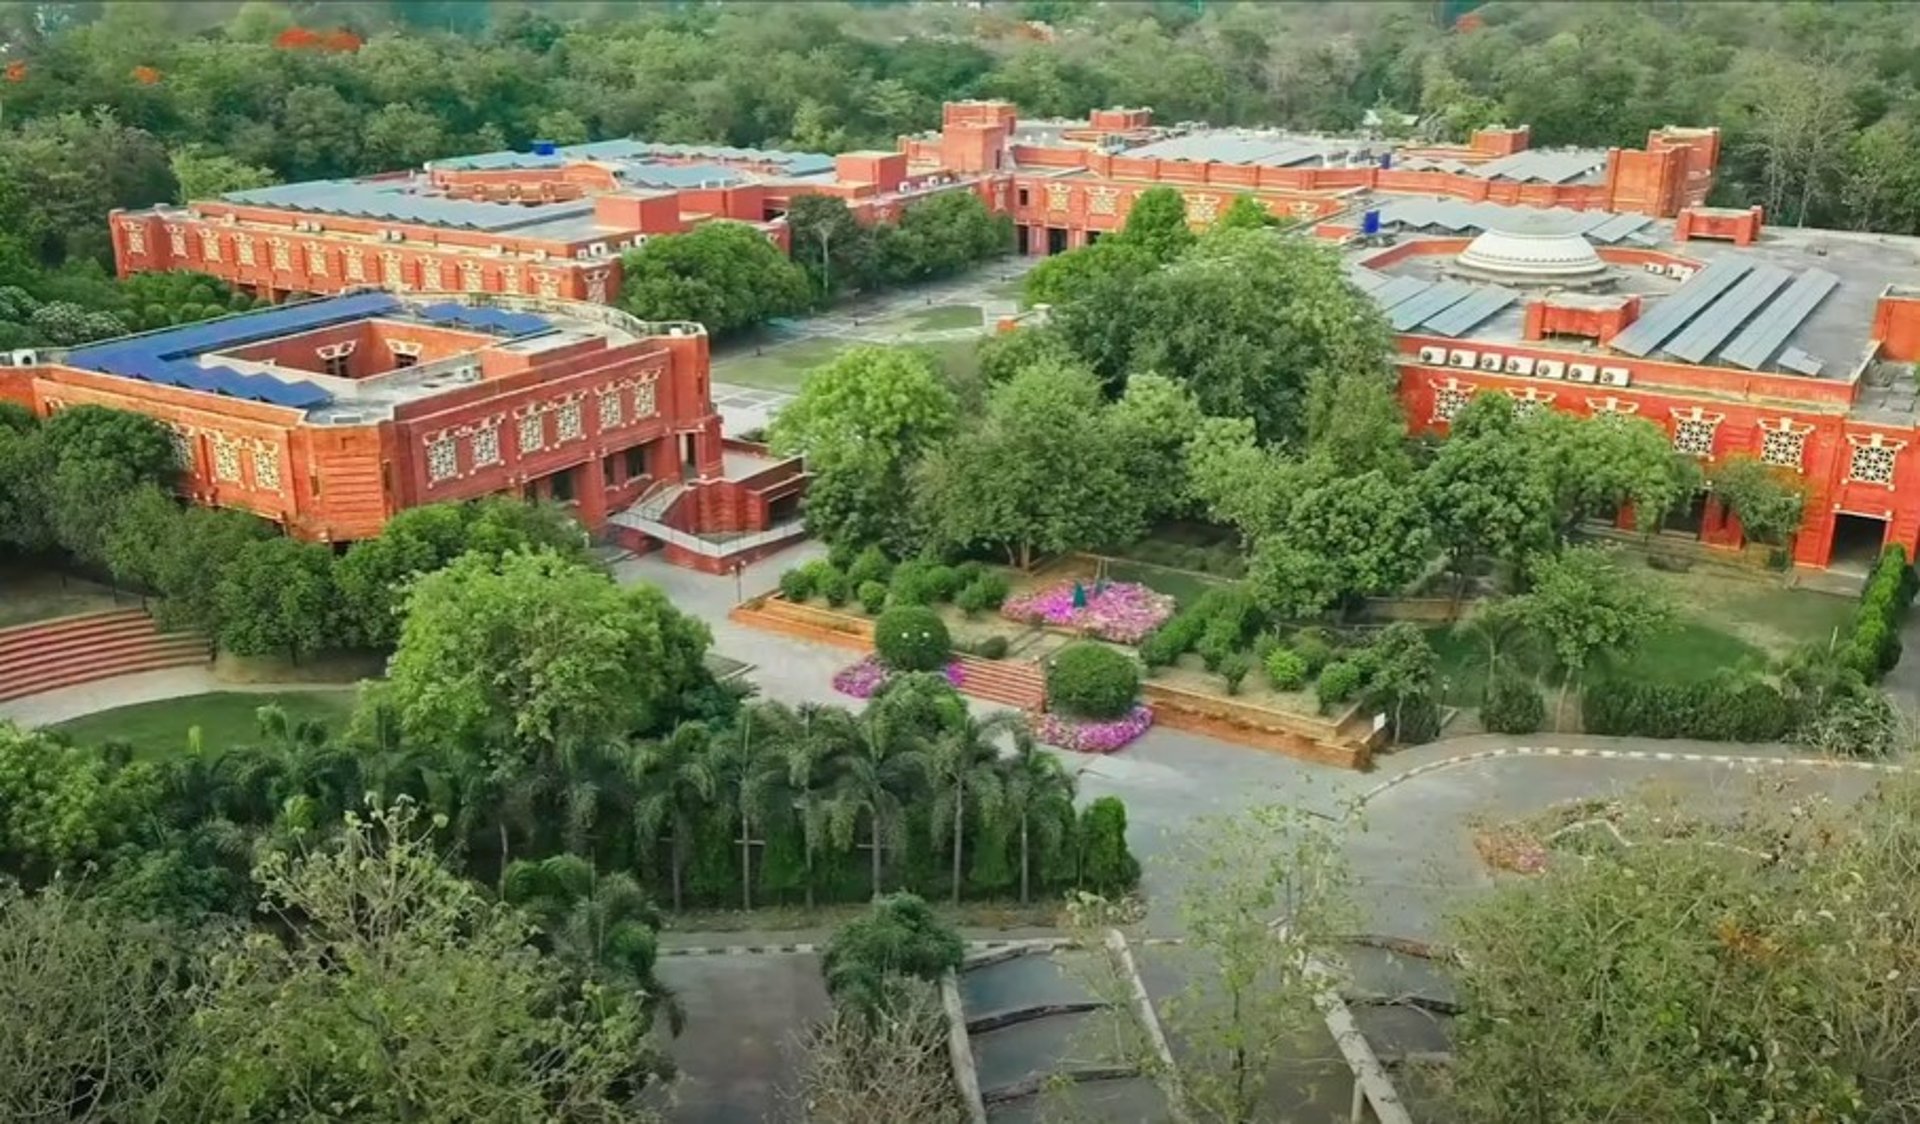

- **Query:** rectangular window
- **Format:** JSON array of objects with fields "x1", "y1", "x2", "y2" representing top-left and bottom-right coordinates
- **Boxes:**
[
  {"x1": 623, "y1": 445, "x2": 647, "y2": 481},
  {"x1": 550, "y1": 468, "x2": 576, "y2": 503},
  {"x1": 323, "y1": 353, "x2": 351, "y2": 378},
  {"x1": 1017, "y1": 187, "x2": 1030, "y2": 207}
]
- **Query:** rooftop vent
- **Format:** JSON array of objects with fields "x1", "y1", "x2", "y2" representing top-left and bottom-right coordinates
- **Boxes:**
[{"x1": 532, "y1": 140, "x2": 558, "y2": 157}]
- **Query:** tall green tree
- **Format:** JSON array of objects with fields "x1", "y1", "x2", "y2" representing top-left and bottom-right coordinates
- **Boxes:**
[
  {"x1": 915, "y1": 359, "x2": 1145, "y2": 567},
  {"x1": 996, "y1": 728, "x2": 1076, "y2": 905},
  {"x1": 631, "y1": 721, "x2": 717, "y2": 913},
  {"x1": 1113, "y1": 185, "x2": 1195, "y2": 263},
  {"x1": 1512, "y1": 545, "x2": 1673, "y2": 724},
  {"x1": 213, "y1": 535, "x2": 335, "y2": 662},
  {"x1": 1422, "y1": 393, "x2": 1556, "y2": 581},
  {"x1": 820, "y1": 705, "x2": 929, "y2": 899},
  {"x1": 926, "y1": 710, "x2": 1017, "y2": 906},
  {"x1": 769, "y1": 345, "x2": 958, "y2": 552},
  {"x1": 616, "y1": 220, "x2": 811, "y2": 338},
  {"x1": 501, "y1": 854, "x2": 678, "y2": 1033}
]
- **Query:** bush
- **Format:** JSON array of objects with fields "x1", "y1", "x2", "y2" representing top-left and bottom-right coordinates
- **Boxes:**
[
  {"x1": 973, "y1": 635, "x2": 1010, "y2": 660},
  {"x1": 820, "y1": 568, "x2": 852, "y2": 607},
  {"x1": 857, "y1": 580, "x2": 889, "y2": 616},
  {"x1": 1264, "y1": 648, "x2": 1308, "y2": 691},
  {"x1": 1317, "y1": 660, "x2": 1362, "y2": 713},
  {"x1": 779, "y1": 567, "x2": 815, "y2": 602},
  {"x1": 1047, "y1": 642, "x2": 1140, "y2": 719},
  {"x1": 873, "y1": 606, "x2": 951, "y2": 672},
  {"x1": 1290, "y1": 628, "x2": 1336, "y2": 675},
  {"x1": 1077, "y1": 797, "x2": 1140, "y2": 894},
  {"x1": 1138, "y1": 628, "x2": 1184, "y2": 669},
  {"x1": 1843, "y1": 545, "x2": 1915, "y2": 680},
  {"x1": 1195, "y1": 631, "x2": 1234, "y2": 672},
  {"x1": 887, "y1": 560, "x2": 947, "y2": 606},
  {"x1": 1220, "y1": 652, "x2": 1253, "y2": 695},
  {"x1": 1581, "y1": 674, "x2": 1793, "y2": 742},
  {"x1": 1391, "y1": 691, "x2": 1442, "y2": 745},
  {"x1": 1481, "y1": 674, "x2": 1546, "y2": 735},
  {"x1": 827, "y1": 540, "x2": 859, "y2": 573},
  {"x1": 954, "y1": 573, "x2": 1010, "y2": 616},
  {"x1": 848, "y1": 545, "x2": 893, "y2": 588},
  {"x1": 954, "y1": 561, "x2": 985, "y2": 587}
]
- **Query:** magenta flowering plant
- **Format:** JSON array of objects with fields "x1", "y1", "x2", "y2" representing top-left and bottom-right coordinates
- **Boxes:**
[
  {"x1": 833, "y1": 655, "x2": 967, "y2": 700},
  {"x1": 1033, "y1": 705, "x2": 1155, "y2": 754},
  {"x1": 1000, "y1": 582, "x2": 1174, "y2": 646}
]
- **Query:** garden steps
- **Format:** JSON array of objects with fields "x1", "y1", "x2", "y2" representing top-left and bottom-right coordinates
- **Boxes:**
[
  {"x1": 0, "y1": 608, "x2": 210, "y2": 702},
  {"x1": 953, "y1": 655, "x2": 1045, "y2": 712}
]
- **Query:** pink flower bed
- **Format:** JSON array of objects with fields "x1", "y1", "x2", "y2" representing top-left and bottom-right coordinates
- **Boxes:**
[
  {"x1": 832, "y1": 655, "x2": 966, "y2": 700},
  {"x1": 1034, "y1": 706, "x2": 1155, "y2": 754},
  {"x1": 1000, "y1": 581, "x2": 1174, "y2": 646}
]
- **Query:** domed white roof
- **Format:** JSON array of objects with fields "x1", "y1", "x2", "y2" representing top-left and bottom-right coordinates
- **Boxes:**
[{"x1": 1457, "y1": 219, "x2": 1606, "y2": 280}]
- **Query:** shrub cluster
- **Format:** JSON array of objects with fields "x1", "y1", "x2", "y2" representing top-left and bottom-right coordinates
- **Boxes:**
[
  {"x1": 1582, "y1": 674, "x2": 1793, "y2": 742},
  {"x1": 873, "y1": 606, "x2": 951, "y2": 672},
  {"x1": 1046, "y1": 642, "x2": 1141, "y2": 719},
  {"x1": 1140, "y1": 585, "x2": 1264, "y2": 669},
  {"x1": 1843, "y1": 545, "x2": 1915, "y2": 679},
  {"x1": 1316, "y1": 660, "x2": 1362, "y2": 713},
  {"x1": 1263, "y1": 648, "x2": 1308, "y2": 691},
  {"x1": 1481, "y1": 674, "x2": 1546, "y2": 735}
]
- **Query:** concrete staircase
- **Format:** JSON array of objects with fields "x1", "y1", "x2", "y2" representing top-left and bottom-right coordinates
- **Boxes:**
[
  {"x1": 0, "y1": 608, "x2": 210, "y2": 703},
  {"x1": 954, "y1": 655, "x2": 1046, "y2": 712}
]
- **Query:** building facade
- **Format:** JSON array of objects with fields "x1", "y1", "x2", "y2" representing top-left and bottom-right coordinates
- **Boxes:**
[
  {"x1": 112, "y1": 100, "x2": 1719, "y2": 306},
  {"x1": 0, "y1": 292, "x2": 804, "y2": 571}
]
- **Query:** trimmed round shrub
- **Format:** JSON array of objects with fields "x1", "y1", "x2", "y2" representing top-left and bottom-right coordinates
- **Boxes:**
[
  {"x1": 873, "y1": 606, "x2": 952, "y2": 672},
  {"x1": 857, "y1": 580, "x2": 889, "y2": 616},
  {"x1": 968, "y1": 572, "x2": 1011, "y2": 609},
  {"x1": 778, "y1": 567, "x2": 815, "y2": 602},
  {"x1": 819, "y1": 568, "x2": 852, "y2": 607},
  {"x1": 827, "y1": 540, "x2": 858, "y2": 572},
  {"x1": 1264, "y1": 648, "x2": 1308, "y2": 692},
  {"x1": 954, "y1": 561, "x2": 986, "y2": 587},
  {"x1": 1220, "y1": 652, "x2": 1253, "y2": 695},
  {"x1": 974, "y1": 635, "x2": 1010, "y2": 660},
  {"x1": 955, "y1": 581, "x2": 995, "y2": 616},
  {"x1": 1316, "y1": 660, "x2": 1362, "y2": 713},
  {"x1": 888, "y1": 560, "x2": 945, "y2": 606},
  {"x1": 1290, "y1": 628, "x2": 1335, "y2": 675},
  {"x1": 1481, "y1": 673, "x2": 1545, "y2": 735},
  {"x1": 1138, "y1": 628, "x2": 1184, "y2": 669},
  {"x1": 1047, "y1": 642, "x2": 1140, "y2": 720},
  {"x1": 848, "y1": 545, "x2": 893, "y2": 588}
]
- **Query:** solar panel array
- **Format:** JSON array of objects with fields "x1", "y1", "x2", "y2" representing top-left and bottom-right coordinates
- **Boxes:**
[
  {"x1": 1466, "y1": 150, "x2": 1609, "y2": 184},
  {"x1": 1607, "y1": 258, "x2": 1752, "y2": 357},
  {"x1": 65, "y1": 293, "x2": 410, "y2": 411},
  {"x1": 1600, "y1": 258, "x2": 1840, "y2": 372},
  {"x1": 1374, "y1": 199, "x2": 1651, "y2": 243},
  {"x1": 433, "y1": 140, "x2": 836, "y2": 177},
  {"x1": 1717, "y1": 269, "x2": 1840, "y2": 371},
  {"x1": 415, "y1": 303, "x2": 552, "y2": 337},
  {"x1": 224, "y1": 181, "x2": 593, "y2": 234},
  {"x1": 1121, "y1": 132, "x2": 1357, "y2": 168},
  {"x1": 1347, "y1": 271, "x2": 1519, "y2": 338},
  {"x1": 1660, "y1": 264, "x2": 1792, "y2": 364}
]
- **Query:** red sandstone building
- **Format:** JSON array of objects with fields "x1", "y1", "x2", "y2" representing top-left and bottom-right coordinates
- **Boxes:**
[
  {"x1": 0, "y1": 292, "x2": 804, "y2": 571},
  {"x1": 1320, "y1": 198, "x2": 1920, "y2": 573},
  {"x1": 110, "y1": 100, "x2": 1717, "y2": 306},
  {"x1": 100, "y1": 98, "x2": 1920, "y2": 575}
]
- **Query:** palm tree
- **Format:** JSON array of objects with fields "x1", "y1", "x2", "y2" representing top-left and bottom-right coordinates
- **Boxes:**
[
  {"x1": 821, "y1": 705, "x2": 930, "y2": 899},
  {"x1": 997, "y1": 728, "x2": 1076, "y2": 905},
  {"x1": 501, "y1": 853, "x2": 684, "y2": 1034},
  {"x1": 709, "y1": 701, "x2": 795, "y2": 912},
  {"x1": 782, "y1": 703, "x2": 847, "y2": 910},
  {"x1": 927, "y1": 711, "x2": 1018, "y2": 906},
  {"x1": 631, "y1": 721, "x2": 717, "y2": 912}
]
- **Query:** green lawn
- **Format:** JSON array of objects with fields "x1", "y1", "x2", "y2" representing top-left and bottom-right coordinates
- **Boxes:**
[
  {"x1": 1105, "y1": 558, "x2": 1231, "y2": 610},
  {"x1": 52, "y1": 689, "x2": 360, "y2": 759},
  {"x1": 896, "y1": 304, "x2": 982, "y2": 332},
  {"x1": 709, "y1": 337, "x2": 849, "y2": 392}
]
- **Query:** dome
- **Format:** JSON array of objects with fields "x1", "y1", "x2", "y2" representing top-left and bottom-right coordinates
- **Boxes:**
[{"x1": 1456, "y1": 218, "x2": 1607, "y2": 283}]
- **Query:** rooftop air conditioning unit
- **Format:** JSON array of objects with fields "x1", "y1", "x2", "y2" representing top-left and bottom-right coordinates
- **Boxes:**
[
  {"x1": 1643, "y1": 261, "x2": 1665, "y2": 274},
  {"x1": 1478, "y1": 353, "x2": 1504, "y2": 372},
  {"x1": 1448, "y1": 349, "x2": 1477, "y2": 369},
  {"x1": 1599, "y1": 367, "x2": 1631, "y2": 387},
  {"x1": 1418, "y1": 346, "x2": 1447, "y2": 365},
  {"x1": 1505, "y1": 356, "x2": 1536, "y2": 376},
  {"x1": 589, "y1": 242, "x2": 609, "y2": 257},
  {"x1": 533, "y1": 249, "x2": 548, "y2": 260},
  {"x1": 1667, "y1": 264, "x2": 1694, "y2": 281},
  {"x1": 1536, "y1": 359, "x2": 1566, "y2": 379},
  {"x1": 489, "y1": 243, "x2": 505, "y2": 254},
  {"x1": 10, "y1": 350, "x2": 39, "y2": 367},
  {"x1": 1569, "y1": 363, "x2": 1598, "y2": 383}
]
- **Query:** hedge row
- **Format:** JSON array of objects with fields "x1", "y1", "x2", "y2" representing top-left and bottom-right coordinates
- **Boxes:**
[
  {"x1": 1582, "y1": 674, "x2": 1794, "y2": 742},
  {"x1": 782, "y1": 549, "x2": 1009, "y2": 617},
  {"x1": 1843, "y1": 544, "x2": 1916, "y2": 680}
]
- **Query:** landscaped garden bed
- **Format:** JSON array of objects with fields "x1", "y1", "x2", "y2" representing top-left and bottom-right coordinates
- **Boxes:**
[
  {"x1": 1034, "y1": 705, "x2": 1155, "y2": 754},
  {"x1": 1001, "y1": 579, "x2": 1175, "y2": 644},
  {"x1": 831, "y1": 653, "x2": 965, "y2": 699}
]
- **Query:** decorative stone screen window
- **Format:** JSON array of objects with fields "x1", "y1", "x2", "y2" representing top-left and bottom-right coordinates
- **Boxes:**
[
  {"x1": 1671, "y1": 415, "x2": 1720, "y2": 457},
  {"x1": 461, "y1": 261, "x2": 484, "y2": 292},
  {"x1": 470, "y1": 422, "x2": 502, "y2": 468},
  {"x1": 250, "y1": 442, "x2": 282, "y2": 492},
  {"x1": 556, "y1": 399, "x2": 585, "y2": 444},
  {"x1": 586, "y1": 270, "x2": 610, "y2": 304},
  {"x1": 1044, "y1": 183, "x2": 1072, "y2": 213},
  {"x1": 1847, "y1": 435, "x2": 1902, "y2": 487},
  {"x1": 167, "y1": 427, "x2": 194, "y2": 470},
  {"x1": 344, "y1": 248, "x2": 365, "y2": 282},
  {"x1": 633, "y1": 376, "x2": 659, "y2": 419},
  {"x1": 200, "y1": 230, "x2": 222, "y2": 263},
  {"x1": 1506, "y1": 387, "x2": 1555, "y2": 419},
  {"x1": 1759, "y1": 421, "x2": 1810, "y2": 471},
  {"x1": 121, "y1": 222, "x2": 146, "y2": 255},
  {"x1": 426, "y1": 435, "x2": 459, "y2": 484},
  {"x1": 598, "y1": 388, "x2": 624, "y2": 430},
  {"x1": 1186, "y1": 193, "x2": 1220, "y2": 224},
  {"x1": 1087, "y1": 186, "x2": 1119, "y2": 216},
  {"x1": 518, "y1": 412, "x2": 547, "y2": 455},
  {"x1": 269, "y1": 238, "x2": 292, "y2": 272},
  {"x1": 1430, "y1": 379, "x2": 1472, "y2": 424},
  {"x1": 236, "y1": 237, "x2": 256, "y2": 267},
  {"x1": 167, "y1": 225, "x2": 187, "y2": 257},
  {"x1": 307, "y1": 245, "x2": 328, "y2": 276},
  {"x1": 211, "y1": 436, "x2": 242, "y2": 483}
]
